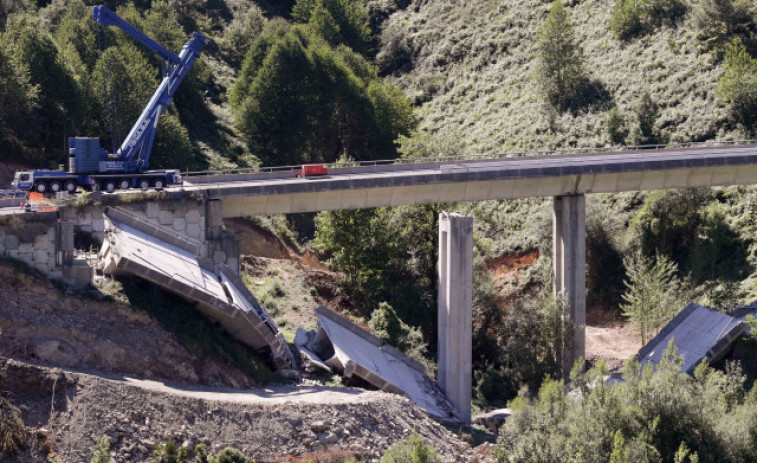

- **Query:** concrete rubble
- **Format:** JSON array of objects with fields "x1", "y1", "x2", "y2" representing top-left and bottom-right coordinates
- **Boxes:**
[
  {"x1": 97, "y1": 206, "x2": 295, "y2": 370},
  {"x1": 637, "y1": 302, "x2": 756, "y2": 374},
  {"x1": 296, "y1": 306, "x2": 459, "y2": 421}
]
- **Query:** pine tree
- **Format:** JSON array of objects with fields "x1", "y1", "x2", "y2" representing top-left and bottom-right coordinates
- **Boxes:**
[
  {"x1": 717, "y1": 38, "x2": 757, "y2": 130},
  {"x1": 536, "y1": 0, "x2": 585, "y2": 110},
  {"x1": 621, "y1": 253, "x2": 681, "y2": 346}
]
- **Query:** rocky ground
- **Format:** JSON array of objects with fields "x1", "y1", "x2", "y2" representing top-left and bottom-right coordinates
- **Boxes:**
[
  {"x1": 1, "y1": 357, "x2": 492, "y2": 462},
  {"x1": 0, "y1": 263, "x2": 257, "y2": 389}
]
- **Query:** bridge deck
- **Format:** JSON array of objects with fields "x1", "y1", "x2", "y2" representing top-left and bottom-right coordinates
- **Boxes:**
[{"x1": 177, "y1": 145, "x2": 757, "y2": 217}]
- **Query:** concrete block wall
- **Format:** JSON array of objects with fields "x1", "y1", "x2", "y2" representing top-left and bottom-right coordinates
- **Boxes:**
[
  {"x1": 60, "y1": 198, "x2": 207, "y2": 245},
  {"x1": 0, "y1": 212, "x2": 59, "y2": 273},
  {"x1": 62, "y1": 197, "x2": 238, "y2": 274},
  {"x1": 0, "y1": 197, "x2": 240, "y2": 286}
]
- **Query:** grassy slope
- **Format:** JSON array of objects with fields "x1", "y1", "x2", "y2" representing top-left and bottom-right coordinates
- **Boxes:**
[
  {"x1": 376, "y1": 0, "x2": 757, "y2": 308},
  {"x1": 384, "y1": 0, "x2": 734, "y2": 153}
]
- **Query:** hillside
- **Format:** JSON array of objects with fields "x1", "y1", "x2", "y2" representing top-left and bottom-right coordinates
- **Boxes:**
[
  {"x1": 380, "y1": 0, "x2": 739, "y2": 151},
  {"x1": 2, "y1": 0, "x2": 757, "y2": 441}
]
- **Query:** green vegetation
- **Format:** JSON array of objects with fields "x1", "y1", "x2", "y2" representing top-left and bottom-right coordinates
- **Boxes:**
[
  {"x1": 5, "y1": 0, "x2": 757, "y2": 424},
  {"x1": 0, "y1": 397, "x2": 26, "y2": 459},
  {"x1": 535, "y1": 1, "x2": 586, "y2": 110},
  {"x1": 609, "y1": 0, "x2": 686, "y2": 40},
  {"x1": 368, "y1": 302, "x2": 429, "y2": 368},
  {"x1": 90, "y1": 437, "x2": 115, "y2": 463},
  {"x1": 495, "y1": 345, "x2": 757, "y2": 463},
  {"x1": 717, "y1": 38, "x2": 757, "y2": 131},
  {"x1": 85, "y1": 440, "x2": 255, "y2": 463},
  {"x1": 693, "y1": 0, "x2": 756, "y2": 51},
  {"x1": 152, "y1": 439, "x2": 188, "y2": 463},
  {"x1": 621, "y1": 253, "x2": 682, "y2": 345},
  {"x1": 229, "y1": 7, "x2": 415, "y2": 166},
  {"x1": 212, "y1": 447, "x2": 253, "y2": 463},
  {"x1": 630, "y1": 91, "x2": 664, "y2": 145},
  {"x1": 380, "y1": 432, "x2": 442, "y2": 463},
  {"x1": 0, "y1": 0, "x2": 210, "y2": 169}
]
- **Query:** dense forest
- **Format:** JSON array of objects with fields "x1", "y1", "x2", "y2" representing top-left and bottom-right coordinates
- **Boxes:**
[{"x1": 3, "y1": 1, "x2": 757, "y2": 458}]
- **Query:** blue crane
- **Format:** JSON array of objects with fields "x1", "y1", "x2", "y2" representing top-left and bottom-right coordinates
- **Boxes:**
[
  {"x1": 11, "y1": 5, "x2": 210, "y2": 194},
  {"x1": 92, "y1": 5, "x2": 209, "y2": 173}
]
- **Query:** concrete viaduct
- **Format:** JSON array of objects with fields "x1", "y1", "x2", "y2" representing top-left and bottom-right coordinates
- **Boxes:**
[{"x1": 161, "y1": 143, "x2": 757, "y2": 422}]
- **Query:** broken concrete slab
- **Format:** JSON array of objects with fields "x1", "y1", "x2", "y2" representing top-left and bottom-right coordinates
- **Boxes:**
[
  {"x1": 98, "y1": 206, "x2": 294, "y2": 370},
  {"x1": 637, "y1": 302, "x2": 750, "y2": 374},
  {"x1": 473, "y1": 408, "x2": 511, "y2": 433},
  {"x1": 299, "y1": 306, "x2": 458, "y2": 421}
]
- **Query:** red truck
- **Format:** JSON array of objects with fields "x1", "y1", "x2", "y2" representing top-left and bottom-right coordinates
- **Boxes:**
[{"x1": 298, "y1": 164, "x2": 329, "y2": 177}]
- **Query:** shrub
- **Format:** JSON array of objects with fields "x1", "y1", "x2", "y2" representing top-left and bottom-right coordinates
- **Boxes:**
[
  {"x1": 496, "y1": 343, "x2": 747, "y2": 463},
  {"x1": 192, "y1": 444, "x2": 210, "y2": 463},
  {"x1": 606, "y1": 107, "x2": 629, "y2": 145},
  {"x1": 629, "y1": 91, "x2": 662, "y2": 145},
  {"x1": 381, "y1": 432, "x2": 442, "y2": 463},
  {"x1": 609, "y1": 0, "x2": 646, "y2": 40},
  {"x1": 0, "y1": 397, "x2": 26, "y2": 458},
  {"x1": 90, "y1": 436, "x2": 115, "y2": 463},
  {"x1": 368, "y1": 301, "x2": 428, "y2": 366},
  {"x1": 222, "y1": 6, "x2": 266, "y2": 66},
  {"x1": 152, "y1": 439, "x2": 188, "y2": 463},
  {"x1": 609, "y1": 0, "x2": 686, "y2": 40},
  {"x1": 214, "y1": 447, "x2": 252, "y2": 463}
]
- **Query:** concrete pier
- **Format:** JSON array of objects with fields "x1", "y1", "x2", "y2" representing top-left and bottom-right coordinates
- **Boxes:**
[
  {"x1": 553, "y1": 195, "x2": 586, "y2": 376},
  {"x1": 438, "y1": 212, "x2": 472, "y2": 424}
]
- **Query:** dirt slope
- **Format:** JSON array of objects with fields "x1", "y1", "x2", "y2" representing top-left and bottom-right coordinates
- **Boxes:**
[
  {"x1": 2, "y1": 357, "x2": 490, "y2": 463},
  {"x1": 0, "y1": 263, "x2": 257, "y2": 389}
]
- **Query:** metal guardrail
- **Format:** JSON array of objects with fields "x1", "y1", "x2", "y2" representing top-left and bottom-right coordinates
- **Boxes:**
[{"x1": 180, "y1": 139, "x2": 757, "y2": 178}]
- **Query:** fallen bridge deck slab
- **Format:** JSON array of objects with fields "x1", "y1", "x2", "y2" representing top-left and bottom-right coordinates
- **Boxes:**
[{"x1": 98, "y1": 207, "x2": 294, "y2": 369}]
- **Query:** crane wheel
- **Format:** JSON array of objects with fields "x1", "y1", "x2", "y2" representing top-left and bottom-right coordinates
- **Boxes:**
[
  {"x1": 152, "y1": 179, "x2": 164, "y2": 189},
  {"x1": 34, "y1": 182, "x2": 47, "y2": 193},
  {"x1": 118, "y1": 179, "x2": 130, "y2": 190},
  {"x1": 104, "y1": 180, "x2": 117, "y2": 193},
  {"x1": 50, "y1": 181, "x2": 62, "y2": 193},
  {"x1": 139, "y1": 179, "x2": 150, "y2": 190},
  {"x1": 64, "y1": 180, "x2": 77, "y2": 193}
]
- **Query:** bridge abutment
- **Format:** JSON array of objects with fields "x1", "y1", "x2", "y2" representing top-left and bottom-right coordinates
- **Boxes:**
[
  {"x1": 553, "y1": 194, "x2": 586, "y2": 376},
  {"x1": 438, "y1": 211, "x2": 472, "y2": 424}
]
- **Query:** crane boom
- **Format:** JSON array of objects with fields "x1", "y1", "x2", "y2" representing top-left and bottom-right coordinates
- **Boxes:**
[{"x1": 92, "y1": 5, "x2": 209, "y2": 172}]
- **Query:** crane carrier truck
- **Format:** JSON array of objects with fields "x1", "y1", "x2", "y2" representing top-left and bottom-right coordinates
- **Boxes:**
[{"x1": 11, "y1": 5, "x2": 209, "y2": 194}]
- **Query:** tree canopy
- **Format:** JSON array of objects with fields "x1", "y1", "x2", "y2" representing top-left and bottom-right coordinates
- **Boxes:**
[{"x1": 231, "y1": 21, "x2": 415, "y2": 166}]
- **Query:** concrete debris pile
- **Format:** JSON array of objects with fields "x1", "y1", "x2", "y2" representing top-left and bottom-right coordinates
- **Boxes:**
[
  {"x1": 97, "y1": 206, "x2": 295, "y2": 370},
  {"x1": 637, "y1": 302, "x2": 757, "y2": 374},
  {"x1": 295, "y1": 306, "x2": 459, "y2": 421}
]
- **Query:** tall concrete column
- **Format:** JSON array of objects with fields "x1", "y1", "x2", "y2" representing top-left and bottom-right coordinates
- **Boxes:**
[
  {"x1": 438, "y1": 212, "x2": 472, "y2": 424},
  {"x1": 553, "y1": 195, "x2": 586, "y2": 376}
]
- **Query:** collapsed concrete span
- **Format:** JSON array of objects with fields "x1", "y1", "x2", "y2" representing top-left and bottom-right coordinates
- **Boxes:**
[
  {"x1": 98, "y1": 206, "x2": 295, "y2": 370},
  {"x1": 637, "y1": 302, "x2": 756, "y2": 374},
  {"x1": 296, "y1": 306, "x2": 459, "y2": 421}
]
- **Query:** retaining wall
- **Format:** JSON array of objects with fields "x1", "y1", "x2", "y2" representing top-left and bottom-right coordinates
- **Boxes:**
[{"x1": 0, "y1": 195, "x2": 239, "y2": 286}]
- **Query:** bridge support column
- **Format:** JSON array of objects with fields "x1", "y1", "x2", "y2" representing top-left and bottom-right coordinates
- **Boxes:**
[
  {"x1": 438, "y1": 212, "x2": 472, "y2": 424},
  {"x1": 553, "y1": 195, "x2": 586, "y2": 376}
]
